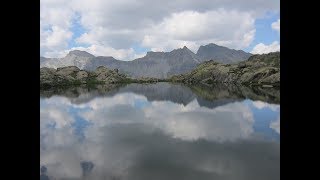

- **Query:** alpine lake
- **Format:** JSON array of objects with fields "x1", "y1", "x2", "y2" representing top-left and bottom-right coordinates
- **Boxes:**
[{"x1": 40, "y1": 82, "x2": 280, "y2": 180}]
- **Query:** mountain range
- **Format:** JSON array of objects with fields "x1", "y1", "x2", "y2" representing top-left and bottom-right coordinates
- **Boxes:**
[{"x1": 40, "y1": 43, "x2": 252, "y2": 78}]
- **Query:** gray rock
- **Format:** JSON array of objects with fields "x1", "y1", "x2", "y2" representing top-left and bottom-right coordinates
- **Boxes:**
[
  {"x1": 76, "y1": 70, "x2": 88, "y2": 80},
  {"x1": 56, "y1": 66, "x2": 80, "y2": 76},
  {"x1": 262, "y1": 85, "x2": 274, "y2": 88},
  {"x1": 40, "y1": 66, "x2": 128, "y2": 88},
  {"x1": 171, "y1": 52, "x2": 280, "y2": 87},
  {"x1": 196, "y1": 43, "x2": 252, "y2": 64},
  {"x1": 40, "y1": 43, "x2": 253, "y2": 78}
]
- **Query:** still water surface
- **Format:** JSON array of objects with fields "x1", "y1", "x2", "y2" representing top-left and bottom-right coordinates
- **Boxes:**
[{"x1": 40, "y1": 82, "x2": 280, "y2": 180}]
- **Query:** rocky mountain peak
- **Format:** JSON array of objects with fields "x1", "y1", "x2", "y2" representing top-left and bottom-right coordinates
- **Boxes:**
[
  {"x1": 66, "y1": 50, "x2": 95, "y2": 58},
  {"x1": 206, "y1": 43, "x2": 220, "y2": 47},
  {"x1": 146, "y1": 51, "x2": 164, "y2": 56},
  {"x1": 170, "y1": 46, "x2": 194, "y2": 55},
  {"x1": 196, "y1": 43, "x2": 252, "y2": 64},
  {"x1": 197, "y1": 43, "x2": 224, "y2": 52}
]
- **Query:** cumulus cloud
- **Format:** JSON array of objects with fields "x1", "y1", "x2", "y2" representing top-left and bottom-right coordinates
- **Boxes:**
[
  {"x1": 41, "y1": 149, "x2": 84, "y2": 179},
  {"x1": 40, "y1": 105, "x2": 74, "y2": 129},
  {"x1": 271, "y1": 19, "x2": 280, "y2": 33},
  {"x1": 142, "y1": 10, "x2": 256, "y2": 52},
  {"x1": 250, "y1": 41, "x2": 280, "y2": 54},
  {"x1": 40, "y1": 0, "x2": 75, "y2": 56},
  {"x1": 40, "y1": 0, "x2": 280, "y2": 58},
  {"x1": 43, "y1": 45, "x2": 143, "y2": 60},
  {"x1": 270, "y1": 116, "x2": 280, "y2": 134},
  {"x1": 251, "y1": 100, "x2": 280, "y2": 111},
  {"x1": 40, "y1": 100, "x2": 78, "y2": 150},
  {"x1": 50, "y1": 92, "x2": 256, "y2": 142},
  {"x1": 70, "y1": 45, "x2": 138, "y2": 60},
  {"x1": 41, "y1": 92, "x2": 259, "y2": 178},
  {"x1": 147, "y1": 100, "x2": 255, "y2": 141}
]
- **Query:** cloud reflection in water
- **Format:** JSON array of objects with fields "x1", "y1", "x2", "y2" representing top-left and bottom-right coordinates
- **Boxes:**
[{"x1": 40, "y1": 83, "x2": 279, "y2": 180}]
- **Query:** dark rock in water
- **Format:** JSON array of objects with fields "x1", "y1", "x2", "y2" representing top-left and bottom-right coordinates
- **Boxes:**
[
  {"x1": 40, "y1": 166, "x2": 47, "y2": 174},
  {"x1": 40, "y1": 174, "x2": 50, "y2": 180},
  {"x1": 40, "y1": 166, "x2": 49, "y2": 180},
  {"x1": 81, "y1": 161, "x2": 94, "y2": 176}
]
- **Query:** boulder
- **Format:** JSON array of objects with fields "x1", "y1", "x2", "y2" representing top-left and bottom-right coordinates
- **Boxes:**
[
  {"x1": 56, "y1": 66, "x2": 80, "y2": 79},
  {"x1": 76, "y1": 70, "x2": 89, "y2": 80}
]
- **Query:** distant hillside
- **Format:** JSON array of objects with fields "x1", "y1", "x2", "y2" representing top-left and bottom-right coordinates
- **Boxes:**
[
  {"x1": 196, "y1": 43, "x2": 252, "y2": 64},
  {"x1": 40, "y1": 43, "x2": 252, "y2": 78}
]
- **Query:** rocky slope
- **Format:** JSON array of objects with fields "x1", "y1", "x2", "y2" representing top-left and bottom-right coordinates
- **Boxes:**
[
  {"x1": 170, "y1": 52, "x2": 280, "y2": 87},
  {"x1": 40, "y1": 50, "x2": 95, "y2": 70},
  {"x1": 40, "y1": 66, "x2": 130, "y2": 89},
  {"x1": 196, "y1": 43, "x2": 252, "y2": 64},
  {"x1": 40, "y1": 65, "x2": 165, "y2": 89},
  {"x1": 40, "y1": 43, "x2": 251, "y2": 78}
]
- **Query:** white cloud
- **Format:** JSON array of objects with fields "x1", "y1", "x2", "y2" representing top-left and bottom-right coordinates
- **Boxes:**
[
  {"x1": 69, "y1": 45, "x2": 137, "y2": 60},
  {"x1": 40, "y1": 0, "x2": 74, "y2": 28},
  {"x1": 141, "y1": 10, "x2": 256, "y2": 52},
  {"x1": 40, "y1": 0, "x2": 280, "y2": 58},
  {"x1": 40, "y1": 100, "x2": 78, "y2": 149},
  {"x1": 147, "y1": 100, "x2": 255, "y2": 141},
  {"x1": 76, "y1": 93, "x2": 256, "y2": 142},
  {"x1": 42, "y1": 50, "x2": 70, "y2": 59},
  {"x1": 43, "y1": 92, "x2": 257, "y2": 142},
  {"x1": 40, "y1": 106, "x2": 74, "y2": 129},
  {"x1": 43, "y1": 45, "x2": 143, "y2": 61},
  {"x1": 271, "y1": 19, "x2": 280, "y2": 33},
  {"x1": 251, "y1": 101, "x2": 280, "y2": 111},
  {"x1": 41, "y1": 149, "x2": 83, "y2": 179},
  {"x1": 41, "y1": 26, "x2": 73, "y2": 49},
  {"x1": 40, "y1": 26, "x2": 72, "y2": 57},
  {"x1": 270, "y1": 116, "x2": 280, "y2": 134},
  {"x1": 40, "y1": 0, "x2": 75, "y2": 56},
  {"x1": 250, "y1": 41, "x2": 280, "y2": 54}
]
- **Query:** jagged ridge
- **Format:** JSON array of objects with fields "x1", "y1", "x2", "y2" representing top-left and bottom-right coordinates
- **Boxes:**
[{"x1": 40, "y1": 43, "x2": 252, "y2": 78}]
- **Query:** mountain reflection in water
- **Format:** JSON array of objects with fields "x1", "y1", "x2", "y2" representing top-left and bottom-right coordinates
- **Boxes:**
[{"x1": 40, "y1": 82, "x2": 280, "y2": 180}]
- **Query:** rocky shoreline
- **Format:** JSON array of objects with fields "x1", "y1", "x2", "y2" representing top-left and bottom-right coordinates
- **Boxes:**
[
  {"x1": 40, "y1": 52, "x2": 280, "y2": 88},
  {"x1": 170, "y1": 52, "x2": 280, "y2": 87},
  {"x1": 40, "y1": 66, "x2": 164, "y2": 89}
]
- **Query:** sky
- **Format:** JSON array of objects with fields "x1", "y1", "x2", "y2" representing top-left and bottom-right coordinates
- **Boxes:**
[{"x1": 40, "y1": 0, "x2": 280, "y2": 60}]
